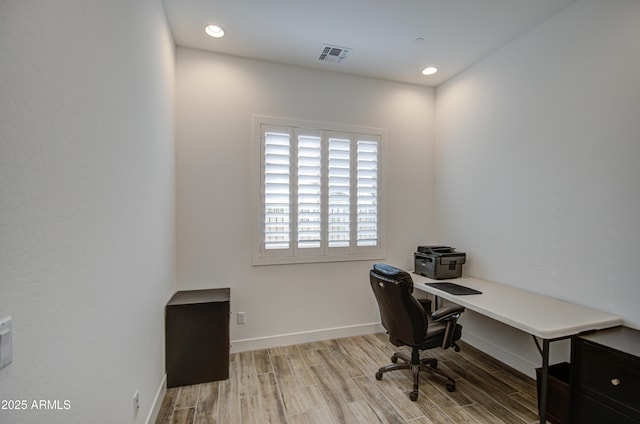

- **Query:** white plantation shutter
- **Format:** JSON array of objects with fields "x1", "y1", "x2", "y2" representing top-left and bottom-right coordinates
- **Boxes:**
[
  {"x1": 263, "y1": 128, "x2": 291, "y2": 250},
  {"x1": 328, "y1": 136, "x2": 351, "y2": 248},
  {"x1": 255, "y1": 117, "x2": 383, "y2": 264},
  {"x1": 297, "y1": 133, "x2": 322, "y2": 249},
  {"x1": 357, "y1": 138, "x2": 379, "y2": 247}
]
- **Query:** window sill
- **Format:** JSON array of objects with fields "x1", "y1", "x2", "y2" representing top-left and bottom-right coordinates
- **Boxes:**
[{"x1": 253, "y1": 250, "x2": 386, "y2": 266}]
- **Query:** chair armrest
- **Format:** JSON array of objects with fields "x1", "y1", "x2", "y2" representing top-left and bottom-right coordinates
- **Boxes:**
[
  {"x1": 431, "y1": 305, "x2": 465, "y2": 322},
  {"x1": 431, "y1": 305, "x2": 465, "y2": 351}
]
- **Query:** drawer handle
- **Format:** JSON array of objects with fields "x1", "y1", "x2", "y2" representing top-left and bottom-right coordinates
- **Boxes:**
[{"x1": 611, "y1": 378, "x2": 621, "y2": 386}]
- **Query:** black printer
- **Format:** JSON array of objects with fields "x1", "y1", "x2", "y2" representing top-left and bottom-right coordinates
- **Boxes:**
[{"x1": 414, "y1": 246, "x2": 466, "y2": 280}]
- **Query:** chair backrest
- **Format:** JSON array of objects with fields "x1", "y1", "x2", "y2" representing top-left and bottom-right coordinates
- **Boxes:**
[{"x1": 369, "y1": 263, "x2": 428, "y2": 347}]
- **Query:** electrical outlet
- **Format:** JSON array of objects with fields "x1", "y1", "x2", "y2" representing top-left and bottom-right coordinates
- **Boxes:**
[
  {"x1": 133, "y1": 390, "x2": 140, "y2": 418},
  {"x1": 237, "y1": 312, "x2": 246, "y2": 324}
]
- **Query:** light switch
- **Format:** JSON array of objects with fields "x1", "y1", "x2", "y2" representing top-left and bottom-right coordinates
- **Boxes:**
[{"x1": 0, "y1": 316, "x2": 12, "y2": 370}]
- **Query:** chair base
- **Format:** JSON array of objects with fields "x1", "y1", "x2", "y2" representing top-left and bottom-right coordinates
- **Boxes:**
[{"x1": 374, "y1": 349, "x2": 456, "y2": 401}]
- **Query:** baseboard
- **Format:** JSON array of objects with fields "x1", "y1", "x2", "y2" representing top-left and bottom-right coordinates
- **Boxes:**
[
  {"x1": 462, "y1": 330, "x2": 539, "y2": 378},
  {"x1": 145, "y1": 374, "x2": 167, "y2": 424},
  {"x1": 230, "y1": 322, "x2": 385, "y2": 353}
]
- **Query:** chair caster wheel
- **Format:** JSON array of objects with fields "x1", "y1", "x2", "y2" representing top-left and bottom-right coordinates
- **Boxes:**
[
  {"x1": 391, "y1": 354, "x2": 398, "y2": 363},
  {"x1": 409, "y1": 391, "x2": 418, "y2": 401},
  {"x1": 446, "y1": 383, "x2": 456, "y2": 392},
  {"x1": 375, "y1": 371, "x2": 383, "y2": 380}
]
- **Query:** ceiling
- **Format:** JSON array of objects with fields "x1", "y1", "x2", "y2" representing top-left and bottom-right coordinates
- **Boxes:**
[{"x1": 162, "y1": 0, "x2": 578, "y2": 87}]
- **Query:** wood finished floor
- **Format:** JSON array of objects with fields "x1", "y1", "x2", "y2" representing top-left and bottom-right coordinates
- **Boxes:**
[{"x1": 155, "y1": 333, "x2": 544, "y2": 424}]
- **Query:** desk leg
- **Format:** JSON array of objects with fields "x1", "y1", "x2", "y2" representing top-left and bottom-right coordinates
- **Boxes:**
[{"x1": 539, "y1": 338, "x2": 550, "y2": 424}]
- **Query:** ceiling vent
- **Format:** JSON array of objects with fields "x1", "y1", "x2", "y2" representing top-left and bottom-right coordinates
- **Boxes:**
[{"x1": 318, "y1": 45, "x2": 351, "y2": 64}]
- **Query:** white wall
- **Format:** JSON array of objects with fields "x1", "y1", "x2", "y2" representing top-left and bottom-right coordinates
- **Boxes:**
[
  {"x1": 435, "y1": 0, "x2": 640, "y2": 374},
  {"x1": 175, "y1": 47, "x2": 436, "y2": 350},
  {"x1": 0, "y1": 1, "x2": 175, "y2": 423}
]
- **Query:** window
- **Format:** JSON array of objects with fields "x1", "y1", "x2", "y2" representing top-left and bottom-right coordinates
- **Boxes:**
[{"x1": 254, "y1": 116, "x2": 385, "y2": 265}]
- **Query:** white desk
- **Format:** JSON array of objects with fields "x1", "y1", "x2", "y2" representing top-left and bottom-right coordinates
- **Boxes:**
[
  {"x1": 403, "y1": 270, "x2": 622, "y2": 424},
  {"x1": 410, "y1": 273, "x2": 622, "y2": 340}
]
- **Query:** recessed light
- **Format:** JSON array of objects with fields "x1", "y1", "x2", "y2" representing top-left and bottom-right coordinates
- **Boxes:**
[
  {"x1": 422, "y1": 66, "x2": 438, "y2": 76},
  {"x1": 205, "y1": 24, "x2": 225, "y2": 38}
]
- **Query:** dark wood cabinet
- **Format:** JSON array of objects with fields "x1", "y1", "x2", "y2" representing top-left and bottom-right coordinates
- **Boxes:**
[
  {"x1": 571, "y1": 327, "x2": 640, "y2": 424},
  {"x1": 165, "y1": 288, "x2": 230, "y2": 388}
]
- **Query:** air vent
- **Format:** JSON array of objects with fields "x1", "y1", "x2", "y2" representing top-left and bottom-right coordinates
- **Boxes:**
[{"x1": 318, "y1": 45, "x2": 351, "y2": 64}]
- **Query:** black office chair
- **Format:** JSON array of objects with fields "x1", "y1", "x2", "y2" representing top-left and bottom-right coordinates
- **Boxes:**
[{"x1": 370, "y1": 263, "x2": 465, "y2": 401}]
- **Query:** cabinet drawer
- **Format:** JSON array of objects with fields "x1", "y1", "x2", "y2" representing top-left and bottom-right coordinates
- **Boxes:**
[
  {"x1": 572, "y1": 392, "x2": 639, "y2": 424},
  {"x1": 574, "y1": 339, "x2": 640, "y2": 415}
]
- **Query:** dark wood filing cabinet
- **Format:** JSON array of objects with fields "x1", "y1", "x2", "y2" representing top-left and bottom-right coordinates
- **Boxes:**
[
  {"x1": 571, "y1": 327, "x2": 640, "y2": 424},
  {"x1": 165, "y1": 288, "x2": 230, "y2": 388}
]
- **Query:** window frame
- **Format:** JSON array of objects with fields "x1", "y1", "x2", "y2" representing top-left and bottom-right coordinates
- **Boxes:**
[{"x1": 253, "y1": 115, "x2": 386, "y2": 265}]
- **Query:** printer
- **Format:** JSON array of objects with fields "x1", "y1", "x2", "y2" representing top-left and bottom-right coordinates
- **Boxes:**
[{"x1": 414, "y1": 246, "x2": 466, "y2": 280}]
